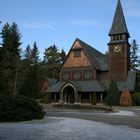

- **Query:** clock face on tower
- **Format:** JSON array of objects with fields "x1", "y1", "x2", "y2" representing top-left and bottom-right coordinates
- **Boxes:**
[{"x1": 114, "y1": 45, "x2": 121, "y2": 53}]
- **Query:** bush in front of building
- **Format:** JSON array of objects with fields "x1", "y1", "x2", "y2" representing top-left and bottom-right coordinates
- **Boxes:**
[
  {"x1": 39, "y1": 93, "x2": 52, "y2": 104},
  {"x1": 91, "y1": 92, "x2": 97, "y2": 105},
  {"x1": 107, "y1": 81, "x2": 120, "y2": 107},
  {"x1": 133, "y1": 92, "x2": 140, "y2": 106},
  {"x1": 0, "y1": 94, "x2": 45, "y2": 122}
]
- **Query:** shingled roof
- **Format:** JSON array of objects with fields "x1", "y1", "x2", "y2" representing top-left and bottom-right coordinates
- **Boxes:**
[
  {"x1": 117, "y1": 71, "x2": 136, "y2": 92},
  {"x1": 77, "y1": 38, "x2": 108, "y2": 71},
  {"x1": 45, "y1": 77, "x2": 58, "y2": 87},
  {"x1": 45, "y1": 80, "x2": 107, "y2": 93},
  {"x1": 109, "y1": 0, "x2": 129, "y2": 36}
]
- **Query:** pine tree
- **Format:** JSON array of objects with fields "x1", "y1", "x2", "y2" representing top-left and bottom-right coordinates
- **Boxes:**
[
  {"x1": 0, "y1": 22, "x2": 21, "y2": 95},
  {"x1": 107, "y1": 81, "x2": 120, "y2": 107},
  {"x1": 19, "y1": 42, "x2": 42, "y2": 98},
  {"x1": 19, "y1": 64, "x2": 40, "y2": 98},
  {"x1": 44, "y1": 45, "x2": 60, "y2": 64},
  {"x1": 44, "y1": 45, "x2": 61, "y2": 78},
  {"x1": 60, "y1": 49, "x2": 66, "y2": 63},
  {"x1": 130, "y1": 39, "x2": 140, "y2": 71},
  {"x1": 31, "y1": 42, "x2": 39, "y2": 64},
  {"x1": 25, "y1": 45, "x2": 32, "y2": 60},
  {"x1": 18, "y1": 45, "x2": 32, "y2": 95}
]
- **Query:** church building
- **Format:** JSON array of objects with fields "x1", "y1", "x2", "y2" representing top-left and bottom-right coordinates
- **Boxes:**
[{"x1": 44, "y1": 0, "x2": 137, "y2": 104}]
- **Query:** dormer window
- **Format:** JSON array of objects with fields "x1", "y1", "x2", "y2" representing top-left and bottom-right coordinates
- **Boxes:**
[{"x1": 74, "y1": 49, "x2": 81, "y2": 57}]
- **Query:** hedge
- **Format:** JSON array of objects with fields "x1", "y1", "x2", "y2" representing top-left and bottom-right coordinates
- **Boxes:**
[
  {"x1": 133, "y1": 93, "x2": 140, "y2": 106},
  {"x1": 0, "y1": 94, "x2": 45, "y2": 122}
]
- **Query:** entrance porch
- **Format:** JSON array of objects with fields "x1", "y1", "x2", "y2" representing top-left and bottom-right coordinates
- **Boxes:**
[{"x1": 59, "y1": 83, "x2": 106, "y2": 104}]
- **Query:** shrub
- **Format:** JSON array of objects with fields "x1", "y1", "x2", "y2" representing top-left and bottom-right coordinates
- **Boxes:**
[
  {"x1": 91, "y1": 93, "x2": 97, "y2": 105},
  {"x1": 107, "y1": 81, "x2": 120, "y2": 106},
  {"x1": 39, "y1": 93, "x2": 52, "y2": 104},
  {"x1": 133, "y1": 93, "x2": 140, "y2": 106},
  {"x1": 0, "y1": 94, "x2": 45, "y2": 122}
]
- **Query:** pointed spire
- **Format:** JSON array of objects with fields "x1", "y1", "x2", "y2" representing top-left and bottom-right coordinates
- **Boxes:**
[{"x1": 109, "y1": 0, "x2": 129, "y2": 37}]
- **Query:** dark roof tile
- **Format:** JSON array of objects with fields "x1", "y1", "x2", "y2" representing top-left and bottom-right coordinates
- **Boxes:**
[
  {"x1": 45, "y1": 77, "x2": 59, "y2": 87},
  {"x1": 117, "y1": 71, "x2": 136, "y2": 92},
  {"x1": 44, "y1": 80, "x2": 107, "y2": 93}
]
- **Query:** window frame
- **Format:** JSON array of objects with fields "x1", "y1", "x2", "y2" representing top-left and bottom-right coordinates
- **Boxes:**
[{"x1": 73, "y1": 49, "x2": 82, "y2": 57}]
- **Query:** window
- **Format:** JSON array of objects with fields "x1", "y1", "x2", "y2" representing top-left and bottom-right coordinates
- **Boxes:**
[
  {"x1": 73, "y1": 72, "x2": 81, "y2": 80},
  {"x1": 74, "y1": 49, "x2": 81, "y2": 57},
  {"x1": 119, "y1": 35, "x2": 122, "y2": 40},
  {"x1": 84, "y1": 71, "x2": 93, "y2": 80},
  {"x1": 62, "y1": 72, "x2": 70, "y2": 80}
]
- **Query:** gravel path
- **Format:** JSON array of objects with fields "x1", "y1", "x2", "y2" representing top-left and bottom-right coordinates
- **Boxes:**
[
  {"x1": 0, "y1": 107, "x2": 140, "y2": 140},
  {"x1": 45, "y1": 107, "x2": 140, "y2": 129},
  {"x1": 0, "y1": 116, "x2": 140, "y2": 140}
]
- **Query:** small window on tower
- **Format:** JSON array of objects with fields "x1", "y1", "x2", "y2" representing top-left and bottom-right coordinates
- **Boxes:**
[
  {"x1": 119, "y1": 35, "x2": 122, "y2": 40},
  {"x1": 74, "y1": 49, "x2": 81, "y2": 57}
]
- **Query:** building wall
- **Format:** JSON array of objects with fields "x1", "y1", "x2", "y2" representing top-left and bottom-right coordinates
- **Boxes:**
[
  {"x1": 61, "y1": 40, "x2": 98, "y2": 81},
  {"x1": 62, "y1": 50, "x2": 93, "y2": 68},
  {"x1": 60, "y1": 67, "x2": 97, "y2": 81},
  {"x1": 62, "y1": 41, "x2": 93, "y2": 68},
  {"x1": 109, "y1": 42, "x2": 129, "y2": 81},
  {"x1": 98, "y1": 72, "x2": 109, "y2": 82}
]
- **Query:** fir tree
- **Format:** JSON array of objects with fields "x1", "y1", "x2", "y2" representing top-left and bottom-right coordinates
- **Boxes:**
[
  {"x1": 44, "y1": 45, "x2": 61, "y2": 78},
  {"x1": 107, "y1": 81, "x2": 120, "y2": 107},
  {"x1": 60, "y1": 49, "x2": 66, "y2": 63},
  {"x1": 31, "y1": 42, "x2": 39, "y2": 64},
  {"x1": 130, "y1": 39, "x2": 140, "y2": 71},
  {"x1": 0, "y1": 22, "x2": 21, "y2": 95},
  {"x1": 25, "y1": 45, "x2": 32, "y2": 61},
  {"x1": 19, "y1": 42, "x2": 42, "y2": 98}
]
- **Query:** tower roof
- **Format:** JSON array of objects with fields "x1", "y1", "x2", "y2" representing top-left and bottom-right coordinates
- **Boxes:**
[{"x1": 109, "y1": 0, "x2": 129, "y2": 37}]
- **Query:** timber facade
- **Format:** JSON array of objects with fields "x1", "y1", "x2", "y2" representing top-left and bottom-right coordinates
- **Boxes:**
[{"x1": 44, "y1": 0, "x2": 137, "y2": 104}]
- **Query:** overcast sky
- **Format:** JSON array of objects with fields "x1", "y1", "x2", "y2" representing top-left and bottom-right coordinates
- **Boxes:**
[{"x1": 0, "y1": 0, "x2": 140, "y2": 58}]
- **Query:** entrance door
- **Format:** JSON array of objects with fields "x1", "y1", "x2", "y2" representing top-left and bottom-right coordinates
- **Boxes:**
[
  {"x1": 64, "y1": 86, "x2": 75, "y2": 104},
  {"x1": 68, "y1": 90, "x2": 74, "y2": 103}
]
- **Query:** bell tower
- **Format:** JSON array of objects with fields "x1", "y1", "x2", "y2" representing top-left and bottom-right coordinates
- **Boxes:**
[{"x1": 108, "y1": 0, "x2": 130, "y2": 81}]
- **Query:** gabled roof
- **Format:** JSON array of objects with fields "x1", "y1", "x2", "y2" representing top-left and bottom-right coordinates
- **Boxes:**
[
  {"x1": 45, "y1": 77, "x2": 59, "y2": 87},
  {"x1": 109, "y1": 0, "x2": 129, "y2": 36},
  {"x1": 61, "y1": 38, "x2": 108, "y2": 71},
  {"x1": 77, "y1": 38, "x2": 108, "y2": 71}
]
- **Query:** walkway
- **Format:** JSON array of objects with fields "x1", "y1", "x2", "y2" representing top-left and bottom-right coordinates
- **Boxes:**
[{"x1": 0, "y1": 107, "x2": 140, "y2": 140}]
